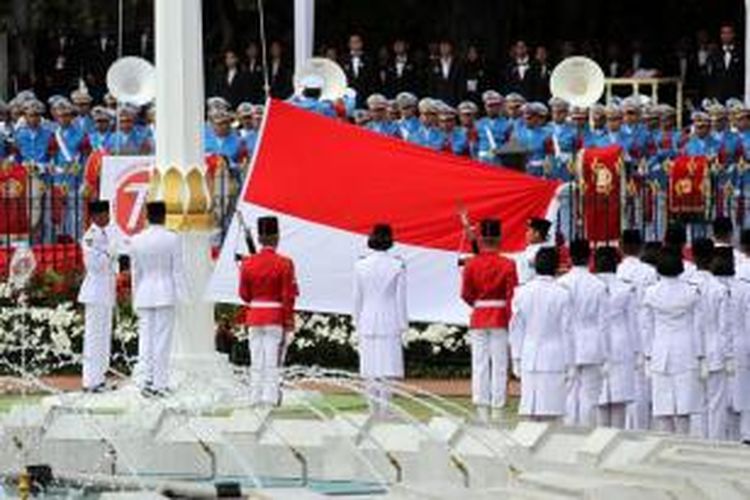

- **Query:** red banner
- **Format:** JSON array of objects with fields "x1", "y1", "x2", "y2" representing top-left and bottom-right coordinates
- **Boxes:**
[
  {"x1": 0, "y1": 163, "x2": 31, "y2": 235},
  {"x1": 668, "y1": 155, "x2": 708, "y2": 215},
  {"x1": 579, "y1": 145, "x2": 622, "y2": 242}
]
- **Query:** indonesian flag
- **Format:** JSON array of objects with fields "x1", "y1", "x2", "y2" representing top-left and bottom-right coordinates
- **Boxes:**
[
  {"x1": 668, "y1": 155, "x2": 709, "y2": 215},
  {"x1": 209, "y1": 100, "x2": 561, "y2": 324},
  {"x1": 578, "y1": 145, "x2": 623, "y2": 243}
]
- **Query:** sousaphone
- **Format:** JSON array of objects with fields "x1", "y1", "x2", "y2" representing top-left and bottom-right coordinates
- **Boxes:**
[
  {"x1": 549, "y1": 56, "x2": 605, "y2": 108},
  {"x1": 293, "y1": 57, "x2": 348, "y2": 101},
  {"x1": 106, "y1": 56, "x2": 156, "y2": 106}
]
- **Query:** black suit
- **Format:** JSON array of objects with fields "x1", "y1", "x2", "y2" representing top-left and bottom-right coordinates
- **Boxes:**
[
  {"x1": 503, "y1": 59, "x2": 539, "y2": 98},
  {"x1": 341, "y1": 53, "x2": 376, "y2": 107},
  {"x1": 245, "y1": 59, "x2": 266, "y2": 103},
  {"x1": 268, "y1": 59, "x2": 293, "y2": 99},
  {"x1": 428, "y1": 58, "x2": 464, "y2": 105},
  {"x1": 384, "y1": 57, "x2": 419, "y2": 98},
  {"x1": 706, "y1": 46, "x2": 744, "y2": 101},
  {"x1": 213, "y1": 69, "x2": 252, "y2": 108}
]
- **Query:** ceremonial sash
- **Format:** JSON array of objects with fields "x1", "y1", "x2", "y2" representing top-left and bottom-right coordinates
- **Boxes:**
[
  {"x1": 54, "y1": 128, "x2": 75, "y2": 163},
  {"x1": 578, "y1": 145, "x2": 623, "y2": 242}
]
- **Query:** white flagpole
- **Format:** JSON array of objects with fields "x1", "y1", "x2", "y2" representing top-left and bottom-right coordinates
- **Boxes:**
[{"x1": 294, "y1": 0, "x2": 315, "y2": 74}]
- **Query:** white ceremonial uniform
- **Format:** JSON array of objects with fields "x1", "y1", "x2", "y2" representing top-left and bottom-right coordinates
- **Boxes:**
[
  {"x1": 77, "y1": 224, "x2": 118, "y2": 389},
  {"x1": 686, "y1": 268, "x2": 713, "y2": 438},
  {"x1": 617, "y1": 256, "x2": 657, "y2": 430},
  {"x1": 516, "y1": 242, "x2": 545, "y2": 285},
  {"x1": 598, "y1": 273, "x2": 639, "y2": 428},
  {"x1": 130, "y1": 224, "x2": 187, "y2": 391},
  {"x1": 353, "y1": 251, "x2": 408, "y2": 413},
  {"x1": 696, "y1": 275, "x2": 733, "y2": 440},
  {"x1": 681, "y1": 260, "x2": 698, "y2": 282},
  {"x1": 642, "y1": 277, "x2": 702, "y2": 434},
  {"x1": 557, "y1": 266, "x2": 607, "y2": 427},
  {"x1": 510, "y1": 276, "x2": 573, "y2": 418},
  {"x1": 728, "y1": 277, "x2": 750, "y2": 442}
]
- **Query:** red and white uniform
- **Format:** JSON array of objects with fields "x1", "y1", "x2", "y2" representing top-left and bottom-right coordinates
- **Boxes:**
[
  {"x1": 239, "y1": 247, "x2": 298, "y2": 329},
  {"x1": 238, "y1": 247, "x2": 298, "y2": 405},
  {"x1": 461, "y1": 251, "x2": 518, "y2": 410}
]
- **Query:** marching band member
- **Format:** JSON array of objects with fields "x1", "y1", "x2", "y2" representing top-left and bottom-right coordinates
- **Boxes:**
[
  {"x1": 617, "y1": 229, "x2": 657, "y2": 430},
  {"x1": 238, "y1": 216, "x2": 298, "y2": 407},
  {"x1": 105, "y1": 105, "x2": 153, "y2": 155},
  {"x1": 395, "y1": 92, "x2": 421, "y2": 141},
  {"x1": 438, "y1": 105, "x2": 469, "y2": 156},
  {"x1": 510, "y1": 247, "x2": 573, "y2": 422},
  {"x1": 14, "y1": 100, "x2": 53, "y2": 165},
  {"x1": 457, "y1": 101, "x2": 480, "y2": 158},
  {"x1": 130, "y1": 202, "x2": 188, "y2": 397},
  {"x1": 558, "y1": 239, "x2": 606, "y2": 427},
  {"x1": 476, "y1": 90, "x2": 510, "y2": 163},
  {"x1": 71, "y1": 88, "x2": 95, "y2": 134},
  {"x1": 89, "y1": 106, "x2": 114, "y2": 152},
  {"x1": 642, "y1": 249, "x2": 703, "y2": 435},
  {"x1": 353, "y1": 224, "x2": 408, "y2": 417},
  {"x1": 365, "y1": 94, "x2": 399, "y2": 137},
  {"x1": 461, "y1": 218, "x2": 518, "y2": 422},
  {"x1": 512, "y1": 102, "x2": 553, "y2": 178},
  {"x1": 596, "y1": 246, "x2": 638, "y2": 429},
  {"x1": 77, "y1": 200, "x2": 118, "y2": 392},
  {"x1": 204, "y1": 108, "x2": 247, "y2": 186}
]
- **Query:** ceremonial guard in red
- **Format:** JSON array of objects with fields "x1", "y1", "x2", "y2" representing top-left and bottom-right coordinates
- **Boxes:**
[
  {"x1": 239, "y1": 216, "x2": 298, "y2": 406},
  {"x1": 461, "y1": 218, "x2": 519, "y2": 422}
]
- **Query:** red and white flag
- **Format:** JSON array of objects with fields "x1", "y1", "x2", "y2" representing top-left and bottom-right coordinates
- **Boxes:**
[{"x1": 209, "y1": 100, "x2": 561, "y2": 324}]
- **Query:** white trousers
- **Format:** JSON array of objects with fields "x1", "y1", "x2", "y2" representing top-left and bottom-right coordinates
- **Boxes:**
[
  {"x1": 565, "y1": 364, "x2": 602, "y2": 427},
  {"x1": 727, "y1": 411, "x2": 750, "y2": 442},
  {"x1": 136, "y1": 306, "x2": 175, "y2": 391},
  {"x1": 692, "y1": 371, "x2": 729, "y2": 440},
  {"x1": 626, "y1": 365, "x2": 651, "y2": 430},
  {"x1": 365, "y1": 378, "x2": 394, "y2": 417},
  {"x1": 82, "y1": 303, "x2": 113, "y2": 389},
  {"x1": 249, "y1": 326, "x2": 283, "y2": 406},
  {"x1": 598, "y1": 403, "x2": 627, "y2": 429},
  {"x1": 654, "y1": 415, "x2": 690, "y2": 435},
  {"x1": 470, "y1": 329, "x2": 508, "y2": 408}
]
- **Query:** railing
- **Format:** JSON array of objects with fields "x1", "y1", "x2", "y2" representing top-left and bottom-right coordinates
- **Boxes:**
[
  {"x1": 2, "y1": 161, "x2": 748, "y2": 279},
  {"x1": 605, "y1": 77, "x2": 684, "y2": 128}
]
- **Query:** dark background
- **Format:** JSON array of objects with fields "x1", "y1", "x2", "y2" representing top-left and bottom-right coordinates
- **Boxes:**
[{"x1": 0, "y1": 0, "x2": 744, "y2": 96}]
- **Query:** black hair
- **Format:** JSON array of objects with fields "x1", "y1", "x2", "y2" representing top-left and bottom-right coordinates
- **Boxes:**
[
  {"x1": 594, "y1": 246, "x2": 619, "y2": 273},
  {"x1": 569, "y1": 238, "x2": 591, "y2": 266},
  {"x1": 535, "y1": 247, "x2": 558, "y2": 276},
  {"x1": 691, "y1": 238, "x2": 715, "y2": 271}
]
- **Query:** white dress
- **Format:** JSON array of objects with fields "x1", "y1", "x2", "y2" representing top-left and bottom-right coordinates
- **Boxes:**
[
  {"x1": 642, "y1": 277, "x2": 702, "y2": 416},
  {"x1": 598, "y1": 273, "x2": 638, "y2": 405},
  {"x1": 510, "y1": 276, "x2": 573, "y2": 416},
  {"x1": 353, "y1": 251, "x2": 408, "y2": 378}
]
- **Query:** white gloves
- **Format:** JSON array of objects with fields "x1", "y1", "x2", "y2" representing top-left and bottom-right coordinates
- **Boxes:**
[
  {"x1": 635, "y1": 353, "x2": 645, "y2": 370},
  {"x1": 699, "y1": 358, "x2": 709, "y2": 381},
  {"x1": 726, "y1": 358, "x2": 737, "y2": 375},
  {"x1": 512, "y1": 359, "x2": 521, "y2": 378}
]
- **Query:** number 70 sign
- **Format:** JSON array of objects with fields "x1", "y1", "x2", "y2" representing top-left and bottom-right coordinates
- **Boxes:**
[{"x1": 114, "y1": 167, "x2": 151, "y2": 236}]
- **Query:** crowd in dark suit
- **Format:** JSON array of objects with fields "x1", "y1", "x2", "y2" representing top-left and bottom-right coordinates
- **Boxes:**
[{"x1": 10, "y1": 25, "x2": 745, "y2": 109}]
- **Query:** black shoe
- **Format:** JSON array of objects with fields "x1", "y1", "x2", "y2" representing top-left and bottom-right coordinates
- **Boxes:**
[
  {"x1": 742, "y1": 440, "x2": 750, "y2": 446},
  {"x1": 83, "y1": 383, "x2": 106, "y2": 394}
]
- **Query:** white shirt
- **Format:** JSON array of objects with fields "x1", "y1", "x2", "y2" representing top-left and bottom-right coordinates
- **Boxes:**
[
  {"x1": 130, "y1": 225, "x2": 187, "y2": 309},
  {"x1": 599, "y1": 273, "x2": 639, "y2": 363},
  {"x1": 557, "y1": 267, "x2": 607, "y2": 365},
  {"x1": 351, "y1": 54, "x2": 362, "y2": 78},
  {"x1": 78, "y1": 224, "x2": 118, "y2": 306},
  {"x1": 227, "y1": 68, "x2": 237, "y2": 85},
  {"x1": 510, "y1": 275, "x2": 573, "y2": 372},
  {"x1": 698, "y1": 275, "x2": 733, "y2": 371},
  {"x1": 515, "y1": 57, "x2": 530, "y2": 79},
  {"x1": 515, "y1": 242, "x2": 548, "y2": 285},
  {"x1": 353, "y1": 251, "x2": 408, "y2": 338},
  {"x1": 723, "y1": 45, "x2": 734, "y2": 69},
  {"x1": 440, "y1": 57, "x2": 452, "y2": 79},
  {"x1": 642, "y1": 277, "x2": 701, "y2": 373}
]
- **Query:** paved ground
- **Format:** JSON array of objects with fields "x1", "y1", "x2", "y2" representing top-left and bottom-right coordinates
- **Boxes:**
[{"x1": 0, "y1": 375, "x2": 520, "y2": 397}]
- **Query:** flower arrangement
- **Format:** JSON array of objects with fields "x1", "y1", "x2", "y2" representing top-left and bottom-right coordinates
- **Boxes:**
[{"x1": 1, "y1": 279, "x2": 471, "y2": 378}]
